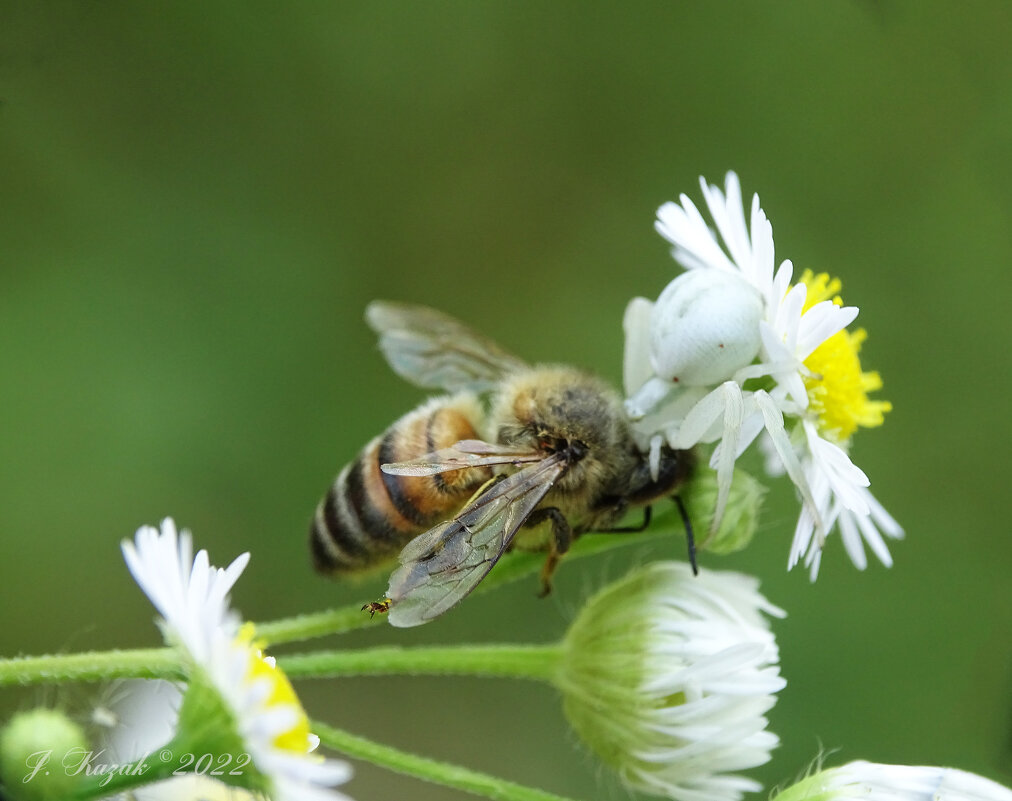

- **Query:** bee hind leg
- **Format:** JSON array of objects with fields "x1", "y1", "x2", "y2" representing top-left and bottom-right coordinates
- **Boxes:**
[{"x1": 523, "y1": 507, "x2": 572, "y2": 598}]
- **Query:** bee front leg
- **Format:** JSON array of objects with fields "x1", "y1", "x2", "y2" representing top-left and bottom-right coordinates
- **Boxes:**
[
  {"x1": 593, "y1": 503, "x2": 653, "y2": 533},
  {"x1": 523, "y1": 507, "x2": 572, "y2": 598},
  {"x1": 673, "y1": 494, "x2": 699, "y2": 576}
]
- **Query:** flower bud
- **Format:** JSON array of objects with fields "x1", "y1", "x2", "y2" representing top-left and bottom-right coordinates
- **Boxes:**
[
  {"x1": 650, "y1": 270, "x2": 763, "y2": 386},
  {"x1": 0, "y1": 708, "x2": 88, "y2": 800},
  {"x1": 772, "y1": 761, "x2": 1012, "y2": 801},
  {"x1": 682, "y1": 465, "x2": 766, "y2": 554},
  {"x1": 558, "y1": 562, "x2": 785, "y2": 801}
]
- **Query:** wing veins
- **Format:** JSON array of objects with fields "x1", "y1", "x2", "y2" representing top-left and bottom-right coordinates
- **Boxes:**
[
  {"x1": 385, "y1": 454, "x2": 567, "y2": 627},
  {"x1": 381, "y1": 440, "x2": 545, "y2": 477},
  {"x1": 366, "y1": 301, "x2": 528, "y2": 393}
]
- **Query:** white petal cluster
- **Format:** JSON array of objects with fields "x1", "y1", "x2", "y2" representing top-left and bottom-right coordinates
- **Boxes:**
[
  {"x1": 776, "y1": 761, "x2": 1012, "y2": 801},
  {"x1": 122, "y1": 519, "x2": 249, "y2": 664},
  {"x1": 122, "y1": 519, "x2": 353, "y2": 801},
  {"x1": 559, "y1": 562, "x2": 786, "y2": 801},
  {"x1": 785, "y1": 422, "x2": 903, "y2": 577},
  {"x1": 625, "y1": 172, "x2": 901, "y2": 576}
]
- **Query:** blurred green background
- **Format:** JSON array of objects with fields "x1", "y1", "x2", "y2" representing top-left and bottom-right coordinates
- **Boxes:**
[{"x1": 2, "y1": 2, "x2": 1010, "y2": 799}]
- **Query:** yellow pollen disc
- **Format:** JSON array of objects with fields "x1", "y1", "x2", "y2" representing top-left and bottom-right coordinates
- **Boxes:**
[
  {"x1": 238, "y1": 623, "x2": 312, "y2": 754},
  {"x1": 798, "y1": 271, "x2": 892, "y2": 444},
  {"x1": 799, "y1": 269, "x2": 843, "y2": 310}
]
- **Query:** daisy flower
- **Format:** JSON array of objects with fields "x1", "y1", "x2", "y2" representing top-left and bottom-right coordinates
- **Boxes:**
[
  {"x1": 122, "y1": 518, "x2": 353, "y2": 801},
  {"x1": 558, "y1": 562, "x2": 786, "y2": 801},
  {"x1": 624, "y1": 173, "x2": 900, "y2": 575},
  {"x1": 772, "y1": 760, "x2": 1012, "y2": 801}
]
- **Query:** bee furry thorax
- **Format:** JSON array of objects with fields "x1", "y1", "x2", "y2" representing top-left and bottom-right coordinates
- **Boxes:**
[{"x1": 495, "y1": 365, "x2": 694, "y2": 534}]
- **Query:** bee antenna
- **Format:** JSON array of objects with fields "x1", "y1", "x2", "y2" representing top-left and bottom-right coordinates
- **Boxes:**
[{"x1": 673, "y1": 495, "x2": 698, "y2": 576}]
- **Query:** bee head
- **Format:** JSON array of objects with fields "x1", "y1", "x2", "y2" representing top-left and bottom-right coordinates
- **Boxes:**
[{"x1": 532, "y1": 431, "x2": 589, "y2": 464}]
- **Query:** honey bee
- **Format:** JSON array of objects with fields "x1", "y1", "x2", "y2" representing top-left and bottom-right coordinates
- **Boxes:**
[{"x1": 310, "y1": 301, "x2": 695, "y2": 627}]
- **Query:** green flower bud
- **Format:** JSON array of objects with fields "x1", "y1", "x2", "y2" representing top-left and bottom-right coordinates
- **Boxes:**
[
  {"x1": 0, "y1": 709, "x2": 88, "y2": 800},
  {"x1": 558, "y1": 562, "x2": 785, "y2": 801},
  {"x1": 682, "y1": 465, "x2": 765, "y2": 554}
]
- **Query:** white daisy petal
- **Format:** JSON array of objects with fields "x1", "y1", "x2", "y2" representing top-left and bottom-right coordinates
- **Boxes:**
[
  {"x1": 853, "y1": 507, "x2": 893, "y2": 567},
  {"x1": 838, "y1": 485, "x2": 901, "y2": 570},
  {"x1": 771, "y1": 259, "x2": 794, "y2": 306},
  {"x1": 774, "y1": 283, "x2": 807, "y2": 352},
  {"x1": 754, "y1": 392, "x2": 823, "y2": 545},
  {"x1": 122, "y1": 520, "x2": 354, "y2": 801},
  {"x1": 795, "y1": 302, "x2": 858, "y2": 360},
  {"x1": 837, "y1": 509, "x2": 869, "y2": 570},
  {"x1": 793, "y1": 425, "x2": 902, "y2": 575},
  {"x1": 700, "y1": 173, "x2": 751, "y2": 275},
  {"x1": 805, "y1": 548, "x2": 823, "y2": 581},
  {"x1": 807, "y1": 429, "x2": 871, "y2": 498},
  {"x1": 749, "y1": 196, "x2": 776, "y2": 296},
  {"x1": 865, "y1": 486, "x2": 904, "y2": 539},
  {"x1": 657, "y1": 195, "x2": 736, "y2": 275}
]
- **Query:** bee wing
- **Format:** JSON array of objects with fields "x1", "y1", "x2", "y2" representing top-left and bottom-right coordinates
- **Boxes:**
[
  {"x1": 385, "y1": 454, "x2": 567, "y2": 627},
  {"x1": 366, "y1": 301, "x2": 529, "y2": 393},
  {"x1": 381, "y1": 439, "x2": 544, "y2": 476}
]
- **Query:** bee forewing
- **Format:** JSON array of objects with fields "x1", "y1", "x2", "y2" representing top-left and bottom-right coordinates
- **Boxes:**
[
  {"x1": 452, "y1": 439, "x2": 524, "y2": 454},
  {"x1": 386, "y1": 455, "x2": 567, "y2": 628},
  {"x1": 381, "y1": 440, "x2": 544, "y2": 477},
  {"x1": 388, "y1": 562, "x2": 489, "y2": 625},
  {"x1": 366, "y1": 301, "x2": 528, "y2": 393},
  {"x1": 396, "y1": 519, "x2": 457, "y2": 564}
]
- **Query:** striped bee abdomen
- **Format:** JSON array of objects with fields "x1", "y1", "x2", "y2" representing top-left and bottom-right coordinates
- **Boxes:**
[{"x1": 310, "y1": 394, "x2": 492, "y2": 575}]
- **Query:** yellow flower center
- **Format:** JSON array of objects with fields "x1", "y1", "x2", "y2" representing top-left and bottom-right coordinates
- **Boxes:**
[
  {"x1": 238, "y1": 623, "x2": 312, "y2": 753},
  {"x1": 798, "y1": 270, "x2": 892, "y2": 444}
]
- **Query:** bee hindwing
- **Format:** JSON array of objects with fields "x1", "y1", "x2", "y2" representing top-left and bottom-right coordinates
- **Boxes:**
[
  {"x1": 385, "y1": 455, "x2": 567, "y2": 627},
  {"x1": 366, "y1": 301, "x2": 528, "y2": 393}
]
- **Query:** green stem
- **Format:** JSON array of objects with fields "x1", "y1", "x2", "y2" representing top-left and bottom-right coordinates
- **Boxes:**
[
  {"x1": 0, "y1": 648, "x2": 182, "y2": 687},
  {"x1": 253, "y1": 604, "x2": 383, "y2": 643},
  {"x1": 0, "y1": 521, "x2": 672, "y2": 685},
  {"x1": 255, "y1": 527, "x2": 664, "y2": 646},
  {"x1": 69, "y1": 737, "x2": 184, "y2": 800},
  {"x1": 314, "y1": 721, "x2": 583, "y2": 801},
  {"x1": 280, "y1": 643, "x2": 563, "y2": 681}
]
